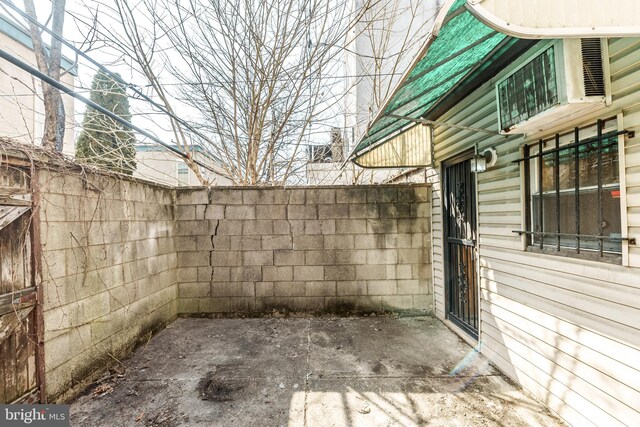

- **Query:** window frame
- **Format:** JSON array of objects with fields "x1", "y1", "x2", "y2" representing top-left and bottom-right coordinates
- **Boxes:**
[
  {"x1": 518, "y1": 117, "x2": 628, "y2": 263},
  {"x1": 497, "y1": 44, "x2": 559, "y2": 132},
  {"x1": 177, "y1": 162, "x2": 189, "y2": 176}
]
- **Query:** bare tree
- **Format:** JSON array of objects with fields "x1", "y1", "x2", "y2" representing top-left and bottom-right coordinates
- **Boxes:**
[
  {"x1": 23, "y1": 0, "x2": 67, "y2": 151},
  {"x1": 86, "y1": 0, "x2": 371, "y2": 185}
]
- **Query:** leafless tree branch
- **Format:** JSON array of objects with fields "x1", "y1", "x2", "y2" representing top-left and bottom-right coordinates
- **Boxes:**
[
  {"x1": 88, "y1": 0, "x2": 373, "y2": 185},
  {"x1": 23, "y1": 0, "x2": 66, "y2": 151}
]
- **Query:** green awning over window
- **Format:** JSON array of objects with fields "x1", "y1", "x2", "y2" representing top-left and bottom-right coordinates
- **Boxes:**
[{"x1": 350, "y1": 0, "x2": 511, "y2": 165}]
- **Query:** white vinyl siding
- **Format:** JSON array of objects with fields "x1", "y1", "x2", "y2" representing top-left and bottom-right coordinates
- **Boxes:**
[
  {"x1": 612, "y1": 36, "x2": 640, "y2": 267},
  {"x1": 427, "y1": 168, "x2": 445, "y2": 318},
  {"x1": 431, "y1": 37, "x2": 640, "y2": 426}
]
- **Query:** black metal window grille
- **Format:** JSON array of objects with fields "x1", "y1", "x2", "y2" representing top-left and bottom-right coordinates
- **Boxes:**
[
  {"x1": 518, "y1": 118, "x2": 624, "y2": 257},
  {"x1": 498, "y1": 45, "x2": 558, "y2": 132}
]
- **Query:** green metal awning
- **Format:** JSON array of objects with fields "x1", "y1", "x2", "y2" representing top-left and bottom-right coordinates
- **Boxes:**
[{"x1": 349, "y1": 0, "x2": 517, "y2": 166}]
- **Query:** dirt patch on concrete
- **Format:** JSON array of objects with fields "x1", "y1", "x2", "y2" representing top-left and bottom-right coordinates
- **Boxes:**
[{"x1": 197, "y1": 372, "x2": 244, "y2": 402}]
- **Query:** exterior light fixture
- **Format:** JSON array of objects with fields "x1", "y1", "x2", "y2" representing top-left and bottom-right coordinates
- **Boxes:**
[
  {"x1": 470, "y1": 147, "x2": 497, "y2": 173},
  {"x1": 470, "y1": 153, "x2": 487, "y2": 173}
]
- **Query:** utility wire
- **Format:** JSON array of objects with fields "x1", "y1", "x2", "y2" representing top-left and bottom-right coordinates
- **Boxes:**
[
  {"x1": 0, "y1": 0, "x2": 224, "y2": 164},
  {"x1": 145, "y1": 72, "x2": 407, "y2": 86},
  {"x1": 0, "y1": 47, "x2": 217, "y2": 173}
]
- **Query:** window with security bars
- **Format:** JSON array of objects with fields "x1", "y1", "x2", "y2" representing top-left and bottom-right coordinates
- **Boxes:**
[
  {"x1": 497, "y1": 46, "x2": 558, "y2": 132},
  {"x1": 521, "y1": 118, "x2": 624, "y2": 258}
]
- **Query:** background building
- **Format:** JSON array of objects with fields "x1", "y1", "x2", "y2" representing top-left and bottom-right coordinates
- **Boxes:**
[
  {"x1": 0, "y1": 14, "x2": 76, "y2": 155},
  {"x1": 134, "y1": 144, "x2": 232, "y2": 186},
  {"x1": 307, "y1": 0, "x2": 440, "y2": 185},
  {"x1": 343, "y1": 0, "x2": 440, "y2": 149}
]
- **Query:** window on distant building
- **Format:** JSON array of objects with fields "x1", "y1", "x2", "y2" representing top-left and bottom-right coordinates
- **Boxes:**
[
  {"x1": 177, "y1": 162, "x2": 189, "y2": 175},
  {"x1": 521, "y1": 117, "x2": 624, "y2": 260}
]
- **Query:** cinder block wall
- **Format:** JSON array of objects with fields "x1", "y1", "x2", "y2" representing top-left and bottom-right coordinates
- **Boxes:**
[
  {"x1": 38, "y1": 169, "x2": 178, "y2": 401},
  {"x1": 175, "y1": 185, "x2": 432, "y2": 315},
  {"x1": 30, "y1": 155, "x2": 432, "y2": 402}
]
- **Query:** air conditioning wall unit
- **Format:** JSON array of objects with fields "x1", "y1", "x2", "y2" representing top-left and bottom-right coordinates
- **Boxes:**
[{"x1": 496, "y1": 38, "x2": 611, "y2": 135}]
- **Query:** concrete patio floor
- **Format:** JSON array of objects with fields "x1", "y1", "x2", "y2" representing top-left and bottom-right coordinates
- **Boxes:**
[{"x1": 70, "y1": 317, "x2": 563, "y2": 426}]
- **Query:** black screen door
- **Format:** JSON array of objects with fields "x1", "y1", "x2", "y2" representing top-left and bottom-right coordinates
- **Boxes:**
[{"x1": 443, "y1": 154, "x2": 479, "y2": 339}]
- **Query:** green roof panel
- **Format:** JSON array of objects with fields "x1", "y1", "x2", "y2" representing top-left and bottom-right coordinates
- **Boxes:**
[{"x1": 352, "y1": 0, "x2": 509, "y2": 157}]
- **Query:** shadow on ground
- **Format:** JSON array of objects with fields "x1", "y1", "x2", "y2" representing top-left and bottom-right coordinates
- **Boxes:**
[{"x1": 70, "y1": 317, "x2": 563, "y2": 426}]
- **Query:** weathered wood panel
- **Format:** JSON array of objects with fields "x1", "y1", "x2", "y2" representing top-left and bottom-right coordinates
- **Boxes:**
[
  {"x1": 0, "y1": 163, "x2": 38, "y2": 403},
  {"x1": 0, "y1": 212, "x2": 31, "y2": 295}
]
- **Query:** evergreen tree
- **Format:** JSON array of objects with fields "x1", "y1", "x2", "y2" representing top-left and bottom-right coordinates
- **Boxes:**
[{"x1": 76, "y1": 71, "x2": 136, "y2": 174}]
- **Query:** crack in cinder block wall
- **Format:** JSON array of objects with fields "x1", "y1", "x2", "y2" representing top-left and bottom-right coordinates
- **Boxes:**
[{"x1": 175, "y1": 185, "x2": 433, "y2": 317}]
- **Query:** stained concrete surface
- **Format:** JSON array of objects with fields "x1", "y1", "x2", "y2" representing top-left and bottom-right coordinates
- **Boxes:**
[{"x1": 70, "y1": 317, "x2": 563, "y2": 426}]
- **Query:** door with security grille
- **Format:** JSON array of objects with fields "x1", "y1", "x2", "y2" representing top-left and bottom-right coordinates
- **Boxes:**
[{"x1": 443, "y1": 153, "x2": 479, "y2": 339}]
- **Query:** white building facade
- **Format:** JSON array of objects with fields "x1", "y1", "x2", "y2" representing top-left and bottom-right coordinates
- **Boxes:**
[
  {"x1": 0, "y1": 15, "x2": 76, "y2": 155},
  {"x1": 306, "y1": 0, "x2": 440, "y2": 185},
  {"x1": 134, "y1": 145, "x2": 232, "y2": 187},
  {"x1": 343, "y1": 0, "x2": 441, "y2": 149}
]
